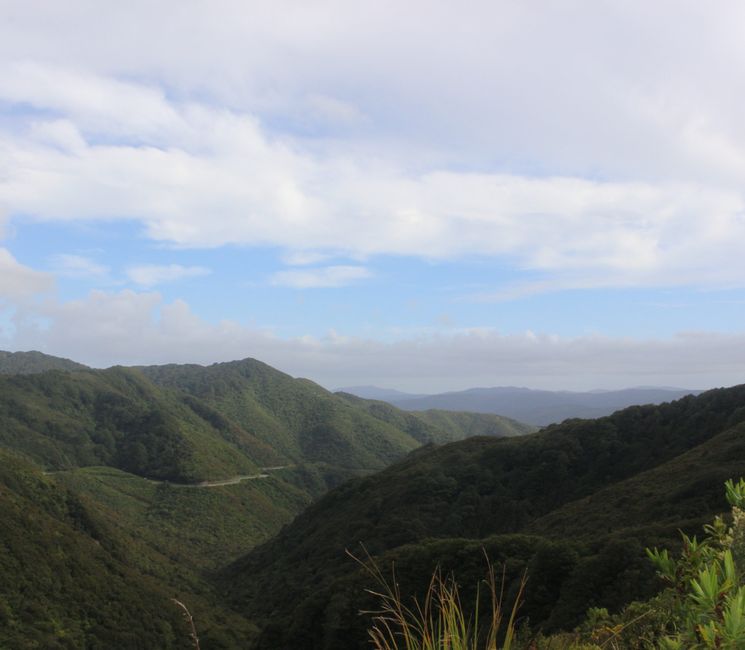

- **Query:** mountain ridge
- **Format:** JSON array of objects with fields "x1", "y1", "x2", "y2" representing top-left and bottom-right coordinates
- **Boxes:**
[
  {"x1": 377, "y1": 384, "x2": 703, "y2": 425},
  {"x1": 0, "y1": 349, "x2": 89, "y2": 374}
]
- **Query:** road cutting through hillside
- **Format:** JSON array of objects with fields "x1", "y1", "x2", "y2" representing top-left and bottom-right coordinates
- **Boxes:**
[
  {"x1": 176, "y1": 473, "x2": 269, "y2": 488},
  {"x1": 167, "y1": 465, "x2": 293, "y2": 488},
  {"x1": 46, "y1": 465, "x2": 294, "y2": 488}
]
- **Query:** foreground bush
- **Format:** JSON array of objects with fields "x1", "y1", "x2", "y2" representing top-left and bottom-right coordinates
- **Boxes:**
[{"x1": 361, "y1": 478, "x2": 745, "y2": 650}]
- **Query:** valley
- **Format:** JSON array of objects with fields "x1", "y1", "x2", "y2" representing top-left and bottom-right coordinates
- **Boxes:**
[
  {"x1": 0, "y1": 351, "x2": 534, "y2": 648},
  {"x1": 1, "y1": 350, "x2": 744, "y2": 648}
]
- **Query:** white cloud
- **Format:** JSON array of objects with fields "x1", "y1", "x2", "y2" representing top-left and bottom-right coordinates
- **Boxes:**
[
  {"x1": 1, "y1": 1, "x2": 743, "y2": 179},
  {"x1": 0, "y1": 248, "x2": 54, "y2": 299},
  {"x1": 1, "y1": 61, "x2": 182, "y2": 141},
  {"x1": 1, "y1": 5, "x2": 745, "y2": 296},
  {"x1": 126, "y1": 264, "x2": 211, "y2": 287},
  {"x1": 50, "y1": 254, "x2": 109, "y2": 279},
  {"x1": 5, "y1": 288, "x2": 745, "y2": 392},
  {"x1": 270, "y1": 265, "x2": 372, "y2": 288},
  {"x1": 1, "y1": 65, "x2": 744, "y2": 295},
  {"x1": 303, "y1": 94, "x2": 368, "y2": 127},
  {"x1": 281, "y1": 251, "x2": 337, "y2": 266}
]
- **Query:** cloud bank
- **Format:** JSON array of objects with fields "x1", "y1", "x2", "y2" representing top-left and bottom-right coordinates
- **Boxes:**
[
  {"x1": 1, "y1": 64, "x2": 743, "y2": 294},
  {"x1": 5, "y1": 289, "x2": 744, "y2": 392},
  {"x1": 1, "y1": 1, "x2": 745, "y2": 295}
]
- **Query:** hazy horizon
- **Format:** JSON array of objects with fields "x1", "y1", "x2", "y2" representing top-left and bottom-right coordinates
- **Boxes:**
[{"x1": 0, "y1": 347, "x2": 715, "y2": 395}]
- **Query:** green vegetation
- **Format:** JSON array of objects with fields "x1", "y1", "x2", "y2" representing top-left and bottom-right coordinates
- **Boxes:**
[
  {"x1": 4, "y1": 353, "x2": 745, "y2": 649},
  {"x1": 0, "y1": 449, "x2": 190, "y2": 649},
  {"x1": 0, "y1": 356, "x2": 533, "y2": 648},
  {"x1": 0, "y1": 367, "x2": 259, "y2": 482},
  {"x1": 0, "y1": 349, "x2": 88, "y2": 374},
  {"x1": 3, "y1": 358, "x2": 498, "y2": 485},
  {"x1": 409, "y1": 409, "x2": 535, "y2": 440},
  {"x1": 53, "y1": 466, "x2": 312, "y2": 571},
  {"x1": 141, "y1": 359, "x2": 425, "y2": 470},
  {"x1": 520, "y1": 478, "x2": 745, "y2": 648},
  {"x1": 336, "y1": 392, "x2": 536, "y2": 443},
  {"x1": 645, "y1": 477, "x2": 745, "y2": 648},
  {"x1": 228, "y1": 385, "x2": 745, "y2": 648}
]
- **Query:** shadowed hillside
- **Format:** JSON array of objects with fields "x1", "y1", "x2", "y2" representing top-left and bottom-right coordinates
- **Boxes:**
[
  {"x1": 0, "y1": 449, "x2": 192, "y2": 649},
  {"x1": 227, "y1": 384, "x2": 745, "y2": 649}
]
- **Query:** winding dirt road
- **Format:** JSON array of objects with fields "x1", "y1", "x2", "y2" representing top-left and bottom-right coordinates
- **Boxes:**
[{"x1": 161, "y1": 465, "x2": 293, "y2": 488}]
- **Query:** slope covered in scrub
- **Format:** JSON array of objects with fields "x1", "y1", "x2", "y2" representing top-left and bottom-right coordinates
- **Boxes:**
[{"x1": 227, "y1": 385, "x2": 745, "y2": 648}]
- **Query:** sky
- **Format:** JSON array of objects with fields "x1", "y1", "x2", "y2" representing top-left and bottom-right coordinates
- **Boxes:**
[{"x1": 2, "y1": 1, "x2": 745, "y2": 392}]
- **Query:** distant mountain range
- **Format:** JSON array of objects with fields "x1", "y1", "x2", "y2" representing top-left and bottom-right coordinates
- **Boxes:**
[
  {"x1": 339, "y1": 384, "x2": 702, "y2": 426},
  {"x1": 335, "y1": 385, "x2": 429, "y2": 401}
]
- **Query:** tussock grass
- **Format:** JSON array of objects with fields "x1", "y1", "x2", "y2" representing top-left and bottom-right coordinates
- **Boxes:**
[{"x1": 351, "y1": 548, "x2": 526, "y2": 650}]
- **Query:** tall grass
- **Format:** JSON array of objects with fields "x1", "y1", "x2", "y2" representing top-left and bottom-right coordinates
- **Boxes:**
[{"x1": 350, "y1": 549, "x2": 527, "y2": 650}]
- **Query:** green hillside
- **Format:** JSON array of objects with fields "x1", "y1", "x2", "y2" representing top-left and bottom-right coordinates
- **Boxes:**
[
  {"x1": 141, "y1": 359, "x2": 429, "y2": 471},
  {"x1": 4, "y1": 353, "x2": 742, "y2": 649},
  {"x1": 2, "y1": 356, "x2": 539, "y2": 649},
  {"x1": 335, "y1": 391, "x2": 537, "y2": 442},
  {"x1": 226, "y1": 384, "x2": 745, "y2": 648},
  {"x1": 0, "y1": 349, "x2": 88, "y2": 374},
  {"x1": 411, "y1": 407, "x2": 537, "y2": 438},
  {"x1": 53, "y1": 466, "x2": 312, "y2": 572},
  {"x1": 0, "y1": 356, "x2": 528, "y2": 487},
  {"x1": 0, "y1": 449, "x2": 192, "y2": 649},
  {"x1": 0, "y1": 367, "x2": 260, "y2": 482}
]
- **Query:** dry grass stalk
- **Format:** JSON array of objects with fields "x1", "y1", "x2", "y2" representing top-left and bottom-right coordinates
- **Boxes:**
[
  {"x1": 349, "y1": 547, "x2": 527, "y2": 650},
  {"x1": 172, "y1": 598, "x2": 201, "y2": 650}
]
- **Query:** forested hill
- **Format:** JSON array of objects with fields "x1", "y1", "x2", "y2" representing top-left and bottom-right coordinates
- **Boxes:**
[
  {"x1": 0, "y1": 355, "x2": 535, "y2": 486},
  {"x1": 0, "y1": 366, "x2": 260, "y2": 483},
  {"x1": 227, "y1": 383, "x2": 745, "y2": 649},
  {"x1": 0, "y1": 355, "x2": 538, "y2": 648},
  {"x1": 0, "y1": 349, "x2": 88, "y2": 374},
  {"x1": 0, "y1": 449, "x2": 192, "y2": 648},
  {"x1": 5, "y1": 351, "x2": 730, "y2": 649},
  {"x1": 138, "y1": 358, "x2": 534, "y2": 469},
  {"x1": 334, "y1": 391, "x2": 537, "y2": 440}
]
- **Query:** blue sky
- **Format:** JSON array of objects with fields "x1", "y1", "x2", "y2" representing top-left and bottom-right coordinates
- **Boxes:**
[
  {"x1": 1, "y1": 1, "x2": 745, "y2": 391},
  {"x1": 8, "y1": 218, "x2": 745, "y2": 341}
]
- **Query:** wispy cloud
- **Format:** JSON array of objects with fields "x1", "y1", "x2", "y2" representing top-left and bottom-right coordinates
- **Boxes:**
[
  {"x1": 126, "y1": 264, "x2": 211, "y2": 287},
  {"x1": 50, "y1": 254, "x2": 109, "y2": 279},
  {"x1": 270, "y1": 265, "x2": 372, "y2": 289},
  {"x1": 281, "y1": 251, "x2": 337, "y2": 266},
  {"x1": 0, "y1": 248, "x2": 53, "y2": 299}
]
